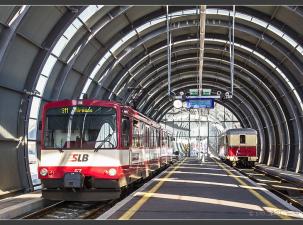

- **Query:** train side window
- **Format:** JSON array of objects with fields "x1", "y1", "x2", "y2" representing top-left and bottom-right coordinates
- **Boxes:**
[
  {"x1": 240, "y1": 135, "x2": 246, "y2": 144},
  {"x1": 157, "y1": 130, "x2": 161, "y2": 148},
  {"x1": 121, "y1": 117, "x2": 130, "y2": 147},
  {"x1": 132, "y1": 120, "x2": 140, "y2": 147}
]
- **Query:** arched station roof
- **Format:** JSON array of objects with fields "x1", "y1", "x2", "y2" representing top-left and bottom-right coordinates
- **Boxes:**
[{"x1": 0, "y1": 5, "x2": 302, "y2": 194}]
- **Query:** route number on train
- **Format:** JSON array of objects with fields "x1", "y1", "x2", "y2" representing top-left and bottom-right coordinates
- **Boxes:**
[{"x1": 61, "y1": 107, "x2": 69, "y2": 114}]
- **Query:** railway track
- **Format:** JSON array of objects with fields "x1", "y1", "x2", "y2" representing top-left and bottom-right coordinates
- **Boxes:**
[
  {"x1": 22, "y1": 200, "x2": 115, "y2": 219},
  {"x1": 234, "y1": 165, "x2": 303, "y2": 211},
  {"x1": 21, "y1": 163, "x2": 171, "y2": 219}
]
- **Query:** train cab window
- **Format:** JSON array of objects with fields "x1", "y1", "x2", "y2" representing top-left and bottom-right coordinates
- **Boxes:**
[
  {"x1": 121, "y1": 117, "x2": 130, "y2": 147},
  {"x1": 240, "y1": 135, "x2": 246, "y2": 144}
]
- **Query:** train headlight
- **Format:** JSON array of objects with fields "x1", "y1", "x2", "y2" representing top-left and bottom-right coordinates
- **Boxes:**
[
  {"x1": 108, "y1": 168, "x2": 117, "y2": 176},
  {"x1": 40, "y1": 168, "x2": 48, "y2": 176}
]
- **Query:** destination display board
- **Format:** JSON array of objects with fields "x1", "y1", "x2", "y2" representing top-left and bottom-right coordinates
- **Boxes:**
[{"x1": 186, "y1": 98, "x2": 215, "y2": 109}]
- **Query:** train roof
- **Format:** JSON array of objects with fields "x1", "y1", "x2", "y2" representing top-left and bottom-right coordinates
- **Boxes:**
[{"x1": 222, "y1": 128, "x2": 257, "y2": 135}]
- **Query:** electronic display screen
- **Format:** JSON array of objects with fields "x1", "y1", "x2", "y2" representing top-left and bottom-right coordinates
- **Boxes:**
[
  {"x1": 56, "y1": 106, "x2": 95, "y2": 114},
  {"x1": 186, "y1": 98, "x2": 214, "y2": 109}
]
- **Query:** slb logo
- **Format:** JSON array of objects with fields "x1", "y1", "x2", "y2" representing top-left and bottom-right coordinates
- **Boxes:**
[{"x1": 70, "y1": 154, "x2": 89, "y2": 162}]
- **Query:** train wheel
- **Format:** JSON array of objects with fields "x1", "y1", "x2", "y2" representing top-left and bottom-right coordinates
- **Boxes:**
[{"x1": 232, "y1": 161, "x2": 237, "y2": 167}]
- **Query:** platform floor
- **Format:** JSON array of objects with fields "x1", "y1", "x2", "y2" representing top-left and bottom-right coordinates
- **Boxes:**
[
  {"x1": 98, "y1": 157, "x2": 303, "y2": 220},
  {"x1": 256, "y1": 164, "x2": 303, "y2": 187},
  {"x1": 0, "y1": 191, "x2": 47, "y2": 219}
]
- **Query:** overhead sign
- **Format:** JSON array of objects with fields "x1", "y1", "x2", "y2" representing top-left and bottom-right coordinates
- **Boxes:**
[
  {"x1": 186, "y1": 98, "x2": 214, "y2": 109},
  {"x1": 189, "y1": 89, "x2": 198, "y2": 96},
  {"x1": 202, "y1": 89, "x2": 211, "y2": 96},
  {"x1": 189, "y1": 88, "x2": 212, "y2": 96}
]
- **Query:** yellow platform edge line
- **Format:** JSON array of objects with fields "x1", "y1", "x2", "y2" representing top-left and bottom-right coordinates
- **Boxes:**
[
  {"x1": 213, "y1": 158, "x2": 290, "y2": 220},
  {"x1": 118, "y1": 159, "x2": 186, "y2": 220}
]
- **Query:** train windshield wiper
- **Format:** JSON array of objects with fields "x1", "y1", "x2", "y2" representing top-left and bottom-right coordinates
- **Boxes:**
[
  {"x1": 57, "y1": 146, "x2": 64, "y2": 153},
  {"x1": 94, "y1": 133, "x2": 113, "y2": 152}
]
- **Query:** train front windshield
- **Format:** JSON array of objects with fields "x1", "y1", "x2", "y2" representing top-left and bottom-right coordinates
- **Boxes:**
[{"x1": 43, "y1": 106, "x2": 117, "y2": 149}]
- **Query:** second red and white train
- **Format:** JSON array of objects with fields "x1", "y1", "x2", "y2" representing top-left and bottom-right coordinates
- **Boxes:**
[{"x1": 218, "y1": 128, "x2": 258, "y2": 167}]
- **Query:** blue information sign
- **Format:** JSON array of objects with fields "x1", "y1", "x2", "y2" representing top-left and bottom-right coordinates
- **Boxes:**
[{"x1": 186, "y1": 98, "x2": 214, "y2": 109}]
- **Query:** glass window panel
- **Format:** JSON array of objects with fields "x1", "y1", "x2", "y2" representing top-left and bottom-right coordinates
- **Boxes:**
[
  {"x1": 253, "y1": 51, "x2": 265, "y2": 60},
  {"x1": 35, "y1": 75, "x2": 48, "y2": 96},
  {"x1": 293, "y1": 91, "x2": 303, "y2": 111},
  {"x1": 251, "y1": 17, "x2": 268, "y2": 28},
  {"x1": 28, "y1": 141, "x2": 37, "y2": 163},
  {"x1": 67, "y1": 44, "x2": 82, "y2": 64},
  {"x1": 28, "y1": 119, "x2": 38, "y2": 140},
  {"x1": 282, "y1": 34, "x2": 298, "y2": 48},
  {"x1": 171, "y1": 11, "x2": 183, "y2": 17},
  {"x1": 29, "y1": 163, "x2": 40, "y2": 185},
  {"x1": 238, "y1": 44, "x2": 253, "y2": 53},
  {"x1": 296, "y1": 45, "x2": 303, "y2": 54},
  {"x1": 72, "y1": 18, "x2": 82, "y2": 29},
  {"x1": 236, "y1": 12, "x2": 252, "y2": 21},
  {"x1": 82, "y1": 78, "x2": 92, "y2": 93},
  {"x1": 206, "y1": 8, "x2": 218, "y2": 14},
  {"x1": 110, "y1": 40, "x2": 124, "y2": 53},
  {"x1": 122, "y1": 30, "x2": 136, "y2": 42},
  {"x1": 218, "y1": 9, "x2": 230, "y2": 16},
  {"x1": 41, "y1": 55, "x2": 57, "y2": 77},
  {"x1": 34, "y1": 185, "x2": 42, "y2": 190},
  {"x1": 79, "y1": 5, "x2": 99, "y2": 23},
  {"x1": 183, "y1": 9, "x2": 197, "y2": 15},
  {"x1": 136, "y1": 23, "x2": 150, "y2": 33},
  {"x1": 52, "y1": 36, "x2": 69, "y2": 57},
  {"x1": 89, "y1": 63, "x2": 101, "y2": 79},
  {"x1": 149, "y1": 17, "x2": 166, "y2": 26},
  {"x1": 64, "y1": 23, "x2": 78, "y2": 40},
  {"x1": 29, "y1": 96, "x2": 41, "y2": 119},
  {"x1": 268, "y1": 25, "x2": 284, "y2": 37},
  {"x1": 264, "y1": 58, "x2": 276, "y2": 68}
]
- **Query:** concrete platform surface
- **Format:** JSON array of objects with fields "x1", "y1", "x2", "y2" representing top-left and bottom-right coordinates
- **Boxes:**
[
  {"x1": 256, "y1": 164, "x2": 303, "y2": 187},
  {"x1": 98, "y1": 157, "x2": 303, "y2": 220},
  {"x1": 0, "y1": 191, "x2": 48, "y2": 219}
]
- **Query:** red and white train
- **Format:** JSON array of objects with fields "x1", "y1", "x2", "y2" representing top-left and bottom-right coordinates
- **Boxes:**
[
  {"x1": 218, "y1": 128, "x2": 258, "y2": 167},
  {"x1": 38, "y1": 99, "x2": 174, "y2": 201}
]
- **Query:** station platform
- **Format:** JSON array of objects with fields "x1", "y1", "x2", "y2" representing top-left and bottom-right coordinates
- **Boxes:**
[
  {"x1": 98, "y1": 157, "x2": 303, "y2": 220},
  {"x1": 0, "y1": 191, "x2": 47, "y2": 219},
  {"x1": 256, "y1": 164, "x2": 303, "y2": 187}
]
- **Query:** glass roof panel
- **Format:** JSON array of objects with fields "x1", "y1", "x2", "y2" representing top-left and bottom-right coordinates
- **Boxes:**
[
  {"x1": 82, "y1": 78, "x2": 92, "y2": 93},
  {"x1": 41, "y1": 55, "x2": 57, "y2": 77},
  {"x1": 282, "y1": 34, "x2": 297, "y2": 48},
  {"x1": 35, "y1": 75, "x2": 48, "y2": 96},
  {"x1": 268, "y1": 24, "x2": 284, "y2": 37},
  {"x1": 52, "y1": 36, "x2": 69, "y2": 57},
  {"x1": 236, "y1": 12, "x2": 252, "y2": 21},
  {"x1": 29, "y1": 97, "x2": 41, "y2": 119},
  {"x1": 251, "y1": 17, "x2": 268, "y2": 28}
]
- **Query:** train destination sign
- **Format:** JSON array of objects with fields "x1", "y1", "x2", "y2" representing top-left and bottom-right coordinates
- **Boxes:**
[
  {"x1": 59, "y1": 107, "x2": 94, "y2": 114},
  {"x1": 186, "y1": 98, "x2": 215, "y2": 109}
]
